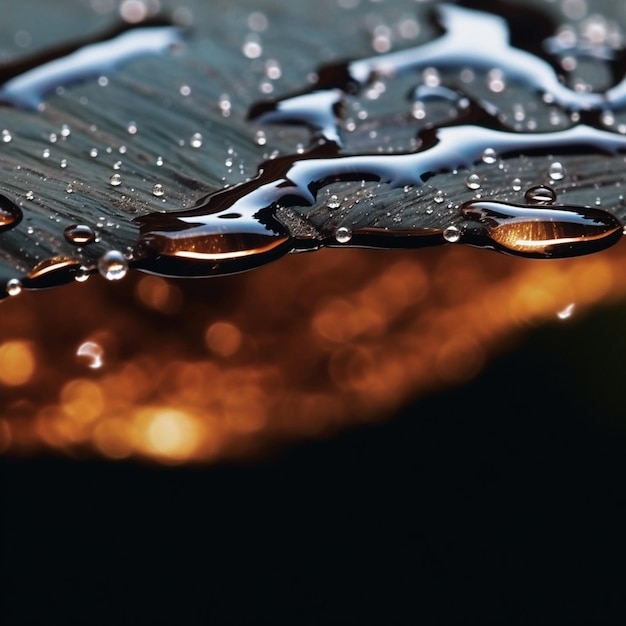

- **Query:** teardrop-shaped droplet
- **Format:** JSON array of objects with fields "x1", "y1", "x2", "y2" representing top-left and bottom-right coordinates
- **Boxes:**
[
  {"x1": 461, "y1": 200, "x2": 623, "y2": 258},
  {"x1": 64, "y1": 224, "x2": 96, "y2": 246}
]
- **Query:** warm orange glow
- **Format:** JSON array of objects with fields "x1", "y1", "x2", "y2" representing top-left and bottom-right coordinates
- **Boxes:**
[
  {"x1": 1, "y1": 241, "x2": 626, "y2": 463},
  {"x1": 0, "y1": 340, "x2": 35, "y2": 386}
]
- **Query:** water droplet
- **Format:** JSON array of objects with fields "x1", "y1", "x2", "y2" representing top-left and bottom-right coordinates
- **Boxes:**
[
  {"x1": 64, "y1": 224, "x2": 95, "y2": 246},
  {"x1": 481, "y1": 148, "x2": 497, "y2": 164},
  {"x1": 327, "y1": 194, "x2": 341, "y2": 209},
  {"x1": 255, "y1": 130, "x2": 267, "y2": 146},
  {"x1": 76, "y1": 341, "x2": 104, "y2": 369},
  {"x1": 60, "y1": 159, "x2": 68, "y2": 169},
  {"x1": 156, "y1": 156, "x2": 164, "y2": 167},
  {"x1": 443, "y1": 225, "x2": 461, "y2": 242},
  {"x1": 557, "y1": 303, "x2": 575, "y2": 320},
  {"x1": 512, "y1": 178, "x2": 522, "y2": 192},
  {"x1": 74, "y1": 266, "x2": 91, "y2": 283},
  {"x1": 190, "y1": 132, "x2": 203, "y2": 148},
  {"x1": 152, "y1": 183, "x2": 164, "y2": 197},
  {"x1": 25, "y1": 191, "x2": 34, "y2": 201},
  {"x1": 65, "y1": 183, "x2": 73, "y2": 193},
  {"x1": 548, "y1": 161, "x2": 566, "y2": 181},
  {"x1": 524, "y1": 185, "x2": 557, "y2": 205},
  {"x1": 113, "y1": 160, "x2": 122, "y2": 170},
  {"x1": 6, "y1": 278, "x2": 22, "y2": 296},
  {"x1": 0, "y1": 194, "x2": 22, "y2": 230},
  {"x1": 98, "y1": 250, "x2": 128, "y2": 281},
  {"x1": 461, "y1": 200, "x2": 622, "y2": 258},
  {"x1": 42, "y1": 148, "x2": 50, "y2": 158},
  {"x1": 2, "y1": 129, "x2": 12, "y2": 143},
  {"x1": 89, "y1": 148, "x2": 98, "y2": 158},
  {"x1": 60, "y1": 124, "x2": 70, "y2": 138},
  {"x1": 434, "y1": 191, "x2": 445, "y2": 204},
  {"x1": 127, "y1": 121, "x2": 138, "y2": 135},
  {"x1": 465, "y1": 173, "x2": 481, "y2": 190},
  {"x1": 335, "y1": 226, "x2": 352, "y2": 243},
  {"x1": 109, "y1": 173, "x2": 122, "y2": 187}
]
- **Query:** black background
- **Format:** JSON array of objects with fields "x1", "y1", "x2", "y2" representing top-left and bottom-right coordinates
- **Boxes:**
[{"x1": 2, "y1": 302, "x2": 626, "y2": 626}]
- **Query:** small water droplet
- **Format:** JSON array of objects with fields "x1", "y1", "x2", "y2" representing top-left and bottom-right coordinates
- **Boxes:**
[
  {"x1": 327, "y1": 194, "x2": 341, "y2": 209},
  {"x1": 2, "y1": 129, "x2": 12, "y2": 143},
  {"x1": 127, "y1": 121, "x2": 138, "y2": 135},
  {"x1": 42, "y1": 148, "x2": 50, "y2": 158},
  {"x1": 524, "y1": 185, "x2": 557, "y2": 205},
  {"x1": 548, "y1": 161, "x2": 566, "y2": 181},
  {"x1": 190, "y1": 132, "x2": 203, "y2": 148},
  {"x1": 481, "y1": 148, "x2": 497, "y2": 164},
  {"x1": 152, "y1": 183, "x2": 164, "y2": 197},
  {"x1": 60, "y1": 159, "x2": 68, "y2": 169},
  {"x1": 65, "y1": 183, "x2": 73, "y2": 193},
  {"x1": 74, "y1": 266, "x2": 90, "y2": 283},
  {"x1": 76, "y1": 341, "x2": 104, "y2": 369},
  {"x1": 255, "y1": 130, "x2": 267, "y2": 146},
  {"x1": 89, "y1": 148, "x2": 98, "y2": 158},
  {"x1": 443, "y1": 225, "x2": 461, "y2": 242},
  {"x1": 60, "y1": 124, "x2": 70, "y2": 138},
  {"x1": 156, "y1": 156, "x2": 164, "y2": 167},
  {"x1": 98, "y1": 250, "x2": 128, "y2": 281},
  {"x1": 434, "y1": 191, "x2": 445, "y2": 204},
  {"x1": 512, "y1": 178, "x2": 522, "y2": 192},
  {"x1": 109, "y1": 173, "x2": 122, "y2": 187},
  {"x1": 6, "y1": 278, "x2": 22, "y2": 296},
  {"x1": 335, "y1": 226, "x2": 352, "y2": 243},
  {"x1": 465, "y1": 173, "x2": 481, "y2": 190},
  {"x1": 25, "y1": 191, "x2": 34, "y2": 201},
  {"x1": 64, "y1": 224, "x2": 95, "y2": 246}
]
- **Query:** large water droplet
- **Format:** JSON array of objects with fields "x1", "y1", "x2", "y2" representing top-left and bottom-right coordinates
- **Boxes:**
[
  {"x1": 443, "y1": 225, "x2": 461, "y2": 242},
  {"x1": 109, "y1": 173, "x2": 122, "y2": 187},
  {"x1": 548, "y1": 161, "x2": 566, "y2": 181},
  {"x1": 461, "y1": 200, "x2": 623, "y2": 258}
]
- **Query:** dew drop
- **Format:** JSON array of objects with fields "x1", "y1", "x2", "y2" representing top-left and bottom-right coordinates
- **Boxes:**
[
  {"x1": 548, "y1": 161, "x2": 566, "y2": 181},
  {"x1": 327, "y1": 194, "x2": 341, "y2": 209},
  {"x1": 512, "y1": 178, "x2": 522, "y2": 192},
  {"x1": 524, "y1": 185, "x2": 557, "y2": 205},
  {"x1": 98, "y1": 250, "x2": 128, "y2": 281},
  {"x1": 64, "y1": 224, "x2": 95, "y2": 246},
  {"x1": 109, "y1": 173, "x2": 122, "y2": 187},
  {"x1": 335, "y1": 226, "x2": 352, "y2": 243},
  {"x1": 2, "y1": 129, "x2": 12, "y2": 143},
  {"x1": 481, "y1": 148, "x2": 497, "y2": 164},
  {"x1": 190, "y1": 132, "x2": 203, "y2": 148},
  {"x1": 465, "y1": 173, "x2": 481, "y2": 190},
  {"x1": 152, "y1": 183, "x2": 165, "y2": 197},
  {"x1": 156, "y1": 156, "x2": 164, "y2": 167},
  {"x1": 89, "y1": 148, "x2": 98, "y2": 158},
  {"x1": 443, "y1": 225, "x2": 461, "y2": 242},
  {"x1": 6, "y1": 278, "x2": 22, "y2": 297},
  {"x1": 76, "y1": 341, "x2": 104, "y2": 369},
  {"x1": 434, "y1": 191, "x2": 445, "y2": 204}
]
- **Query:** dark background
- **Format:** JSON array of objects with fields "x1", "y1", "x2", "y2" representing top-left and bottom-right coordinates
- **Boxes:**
[{"x1": 2, "y1": 300, "x2": 626, "y2": 626}]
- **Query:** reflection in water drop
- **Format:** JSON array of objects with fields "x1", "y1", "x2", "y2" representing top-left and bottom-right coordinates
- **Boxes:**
[
  {"x1": 64, "y1": 224, "x2": 96, "y2": 246},
  {"x1": 98, "y1": 250, "x2": 128, "y2": 281},
  {"x1": 443, "y1": 225, "x2": 461, "y2": 243},
  {"x1": 335, "y1": 226, "x2": 352, "y2": 244},
  {"x1": 76, "y1": 341, "x2": 104, "y2": 369},
  {"x1": 461, "y1": 200, "x2": 623, "y2": 258},
  {"x1": 0, "y1": 194, "x2": 22, "y2": 231},
  {"x1": 6, "y1": 278, "x2": 22, "y2": 297},
  {"x1": 524, "y1": 185, "x2": 557, "y2": 205}
]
